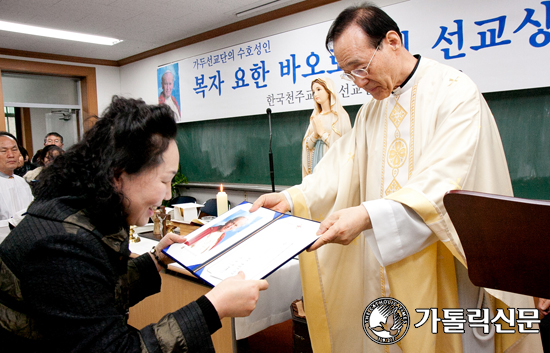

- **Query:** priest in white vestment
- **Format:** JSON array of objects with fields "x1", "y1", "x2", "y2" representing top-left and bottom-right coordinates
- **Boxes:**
[
  {"x1": 0, "y1": 132, "x2": 33, "y2": 243},
  {"x1": 251, "y1": 4, "x2": 543, "y2": 353}
]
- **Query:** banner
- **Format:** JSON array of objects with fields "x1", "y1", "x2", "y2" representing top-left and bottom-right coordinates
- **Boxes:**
[{"x1": 158, "y1": 0, "x2": 550, "y2": 122}]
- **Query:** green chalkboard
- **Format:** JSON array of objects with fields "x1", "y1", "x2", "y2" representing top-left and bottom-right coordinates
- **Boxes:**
[
  {"x1": 484, "y1": 87, "x2": 550, "y2": 200},
  {"x1": 177, "y1": 105, "x2": 361, "y2": 186},
  {"x1": 177, "y1": 86, "x2": 550, "y2": 200}
]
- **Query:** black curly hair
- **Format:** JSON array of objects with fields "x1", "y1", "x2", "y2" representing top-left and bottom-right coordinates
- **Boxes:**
[
  {"x1": 34, "y1": 96, "x2": 177, "y2": 233},
  {"x1": 38, "y1": 144, "x2": 64, "y2": 167}
]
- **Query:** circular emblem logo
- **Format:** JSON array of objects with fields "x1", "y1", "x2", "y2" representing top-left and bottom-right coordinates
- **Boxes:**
[{"x1": 362, "y1": 297, "x2": 410, "y2": 345}]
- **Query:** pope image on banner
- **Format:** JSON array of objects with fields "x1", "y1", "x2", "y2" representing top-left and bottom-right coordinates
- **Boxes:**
[{"x1": 157, "y1": 62, "x2": 182, "y2": 122}]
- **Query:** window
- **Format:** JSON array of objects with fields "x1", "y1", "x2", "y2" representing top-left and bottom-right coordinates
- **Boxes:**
[{"x1": 4, "y1": 106, "x2": 17, "y2": 138}]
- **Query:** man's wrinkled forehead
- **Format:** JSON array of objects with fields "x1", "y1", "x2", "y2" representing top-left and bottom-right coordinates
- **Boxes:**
[
  {"x1": 0, "y1": 135, "x2": 17, "y2": 148},
  {"x1": 331, "y1": 26, "x2": 372, "y2": 71}
]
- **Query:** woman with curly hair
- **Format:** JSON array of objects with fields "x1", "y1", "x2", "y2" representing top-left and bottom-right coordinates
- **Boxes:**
[
  {"x1": 22, "y1": 144, "x2": 64, "y2": 183},
  {"x1": 0, "y1": 96, "x2": 268, "y2": 352}
]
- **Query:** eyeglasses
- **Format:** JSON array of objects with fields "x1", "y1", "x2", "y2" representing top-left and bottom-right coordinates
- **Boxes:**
[{"x1": 340, "y1": 46, "x2": 379, "y2": 82}]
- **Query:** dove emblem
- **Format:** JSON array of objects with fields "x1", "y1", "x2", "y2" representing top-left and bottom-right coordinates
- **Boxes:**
[{"x1": 362, "y1": 298, "x2": 410, "y2": 345}]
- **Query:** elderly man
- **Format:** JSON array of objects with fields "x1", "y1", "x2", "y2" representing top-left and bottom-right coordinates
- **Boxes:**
[
  {"x1": 158, "y1": 70, "x2": 182, "y2": 122},
  {"x1": 44, "y1": 132, "x2": 64, "y2": 149},
  {"x1": 0, "y1": 132, "x2": 33, "y2": 242},
  {"x1": 252, "y1": 4, "x2": 541, "y2": 353}
]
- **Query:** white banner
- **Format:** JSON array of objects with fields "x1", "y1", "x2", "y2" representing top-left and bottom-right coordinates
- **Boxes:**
[{"x1": 159, "y1": 0, "x2": 550, "y2": 122}]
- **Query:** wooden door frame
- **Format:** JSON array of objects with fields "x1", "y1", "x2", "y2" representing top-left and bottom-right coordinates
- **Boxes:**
[{"x1": 0, "y1": 58, "x2": 98, "y2": 133}]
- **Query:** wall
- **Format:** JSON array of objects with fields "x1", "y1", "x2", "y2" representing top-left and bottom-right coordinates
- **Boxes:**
[
  {"x1": 116, "y1": 0, "x2": 550, "y2": 199},
  {"x1": 118, "y1": 0, "x2": 401, "y2": 105},
  {"x1": 2, "y1": 73, "x2": 79, "y2": 106},
  {"x1": 94, "y1": 65, "x2": 123, "y2": 113},
  {"x1": 29, "y1": 108, "x2": 47, "y2": 155},
  {"x1": 4, "y1": 0, "x2": 550, "y2": 202},
  {"x1": 29, "y1": 108, "x2": 80, "y2": 155},
  {"x1": 116, "y1": 0, "x2": 399, "y2": 187},
  {"x1": 0, "y1": 0, "x2": 399, "y2": 114},
  {"x1": 0, "y1": 54, "x2": 121, "y2": 114}
]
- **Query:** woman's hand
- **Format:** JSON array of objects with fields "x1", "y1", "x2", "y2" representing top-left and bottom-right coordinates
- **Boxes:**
[
  {"x1": 206, "y1": 272, "x2": 269, "y2": 318},
  {"x1": 150, "y1": 232, "x2": 187, "y2": 271}
]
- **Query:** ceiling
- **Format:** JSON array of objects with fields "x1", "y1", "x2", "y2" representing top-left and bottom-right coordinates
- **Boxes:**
[{"x1": 0, "y1": 0, "x2": 328, "y2": 65}]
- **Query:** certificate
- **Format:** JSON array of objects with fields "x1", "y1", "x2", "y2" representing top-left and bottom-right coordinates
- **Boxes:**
[{"x1": 163, "y1": 202, "x2": 319, "y2": 286}]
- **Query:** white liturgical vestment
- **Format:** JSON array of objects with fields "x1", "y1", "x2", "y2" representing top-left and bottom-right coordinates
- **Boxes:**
[
  {"x1": 164, "y1": 98, "x2": 181, "y2": 122},
  {"x1": 285, "y1": 57, "x2": 542, "y2": 353},
  {"x1": 0, "y1": 172, "x2": 33, "y2": 243}
]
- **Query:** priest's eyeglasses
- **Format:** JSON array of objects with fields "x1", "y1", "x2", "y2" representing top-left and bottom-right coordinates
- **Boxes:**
[{"x1": 340, "y1": 46, "x2": 379, "y2": 82}]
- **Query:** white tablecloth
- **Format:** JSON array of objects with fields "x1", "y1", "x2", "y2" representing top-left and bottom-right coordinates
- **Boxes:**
[
  {"x1": 234, "y1": 258, "x2": 301, "y2": 340},
  {"x1": 129, "y1": 231, "x2": 302, "y2": 340}
]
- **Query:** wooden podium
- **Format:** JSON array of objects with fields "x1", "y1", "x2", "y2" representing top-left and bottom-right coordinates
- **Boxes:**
[{"x1": 443, "y1": 190, "x2": 550, "y2": 299}]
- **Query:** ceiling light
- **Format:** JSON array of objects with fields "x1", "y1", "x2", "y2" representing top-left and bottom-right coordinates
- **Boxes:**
[
  {"x1": 235, "y1": 0, "x2": 294, "y2": 18},
  {"x1": 0, "y1": 20, "x2": 123, "y2": 46}
]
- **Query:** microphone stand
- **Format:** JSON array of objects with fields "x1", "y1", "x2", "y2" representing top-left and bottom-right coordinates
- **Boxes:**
[{"x1": 267, "y1": 108, "x2": 275, "y2": 192}]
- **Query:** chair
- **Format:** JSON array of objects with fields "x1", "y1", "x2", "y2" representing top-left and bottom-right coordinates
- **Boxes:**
[
  {"x1": 170, "y1": 195, "x2": 196, "y2": 206},
  {"x1": 199, "y1": 198, "x2": 231, "y2": 218}
]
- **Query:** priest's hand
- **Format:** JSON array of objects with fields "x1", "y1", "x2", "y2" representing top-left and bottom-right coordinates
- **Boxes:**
[
  {"x1": 308, "y1": 205, "x2": 372, "y2": 251},
  {"x1": 250, "y1": 193, "x2": 290, "y2": 213},
  {"x1": 206, "y1": 271, "x2": 269, "y2": 319},
  {"x1": 537, "y1": 298, "x2": 550, "y2": 318}
]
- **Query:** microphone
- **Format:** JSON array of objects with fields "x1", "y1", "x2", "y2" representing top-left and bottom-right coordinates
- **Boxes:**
[{"x1": 267, "y1": 108, "x2": 275, "y2": 192}]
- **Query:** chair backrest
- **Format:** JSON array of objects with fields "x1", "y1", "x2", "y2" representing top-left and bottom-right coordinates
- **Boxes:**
[
  {"x1": 200, "y1": 198, "x2": 218, "y2": 217},
  {"x1": 170, "y1": 195, "x2": 197, "y2": 206},
  {"x1": 199, "y1": 198, "x2": 231, "y2": 217}
]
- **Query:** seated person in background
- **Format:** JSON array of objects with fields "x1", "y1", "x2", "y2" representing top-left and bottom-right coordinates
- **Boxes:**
[
  {"x1": 44, "y1": 131, "x2": 64, "y2": 149},
  {"x1": 14, "y1": 145, "x2": 35, "y2": 177},
  {"x1": 31, "y1": 148, "x2": 42, "y2": 166},
  {"x1": 0, "y1": 96, "x2": 268, "y2": 352},
  {"x1": 42, "y1": 145, "x2": 64, "y2": 166},
  {"x1": 23, "y1": 145, "x2": 64, "y2": 183},
  {"x1": 0, "y1": 132, "x2": 33, "y2": 241}
]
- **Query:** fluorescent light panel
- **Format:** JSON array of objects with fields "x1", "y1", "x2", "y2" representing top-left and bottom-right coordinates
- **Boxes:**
[
  {"x1": 0, "y1": 20, "x2": 122, "y2": 46},
  {"x1": 235, "y1": 0, "x2": 294, "y2": 18}
]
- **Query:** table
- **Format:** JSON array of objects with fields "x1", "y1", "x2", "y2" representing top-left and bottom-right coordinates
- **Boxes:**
[{"x1": 128, "y1": 224, "x2": 302, "y2": 346}]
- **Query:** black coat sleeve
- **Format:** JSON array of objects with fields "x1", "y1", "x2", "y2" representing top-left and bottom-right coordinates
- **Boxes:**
[{"x1": 14, "y1": 231, "x2": 216, "y2": 352}]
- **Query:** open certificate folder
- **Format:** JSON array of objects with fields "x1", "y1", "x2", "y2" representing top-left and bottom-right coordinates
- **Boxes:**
[{"x1": 162, "y1": 202, "x2": 320, "y2": 287}]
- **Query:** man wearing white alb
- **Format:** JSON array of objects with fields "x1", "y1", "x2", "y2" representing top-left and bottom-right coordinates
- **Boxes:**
[
  {"x1": 251, "y1": 4, "x2": 541, "y2": 353},
  {"x1": 0, "y1": 132, "x2": 33, "y2": 242}
]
